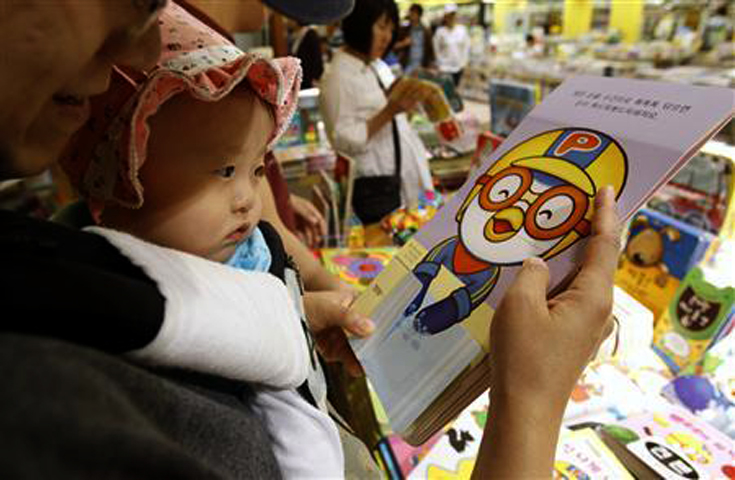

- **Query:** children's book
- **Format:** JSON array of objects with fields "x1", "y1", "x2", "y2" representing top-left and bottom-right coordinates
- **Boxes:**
[
  {"x1": 653, "y1": 267, "x2": 735, "y2": 374},
  {"x1": 350, "y1": 75, "x2": 734, "y2": 445},
  {"x1": 320, "y1": 247, "x2": 397, "y2": 292},
  {"x1": 600, "y1": 403, "x2": 735, "y2": 480},
  {"x1": 647, "y1": 148, "x2": 735, "y2": 236},
  {"x1": 616, "y1": 208, "x2": 715, "y2": 320},
  {"x1": 489, "y1": 79, "x2": 537, "y2": 137},
  {"x1": 407, "y1": 394, "x2": 488, "y2": 479},
  {"x1": 554, "y1": 428, "x2": 634, "y2": 480}
]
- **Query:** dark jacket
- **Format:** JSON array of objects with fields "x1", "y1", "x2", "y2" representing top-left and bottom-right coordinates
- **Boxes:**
[
  {"x1": 0, "y1": 210, "x2": 286, "y2": 478},
  {"x1": 395, "y1": 23, "x2": 435, "y2": 70}
]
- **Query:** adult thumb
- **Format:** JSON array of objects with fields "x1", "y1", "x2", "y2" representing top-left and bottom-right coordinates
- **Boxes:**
[
  {"x1": 504, "y1": 257, "x2": 550, "y2": 310},
  {"x1": 305, "y1": 291, "x2": 374, "y2": 337}
]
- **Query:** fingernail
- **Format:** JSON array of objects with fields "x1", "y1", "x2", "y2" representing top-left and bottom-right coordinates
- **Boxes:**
[
  {"x1": 523, "y1": 256, "x2": 545, "y2": 268},
  {"x1": 356, "y1": 318, "x2": 375, "y2": 335},
  {"x1": 597, "y1": 185, "x2": 614, "y2": 206}
]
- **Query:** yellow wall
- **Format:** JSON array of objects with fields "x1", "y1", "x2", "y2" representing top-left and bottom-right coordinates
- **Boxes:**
[
  {"x1": 609, "y1": 0, "x2": 644, "y2": 43},
  {"x1": 494, "y1": 0, "x2": 528, "y2": 34},
  {"x1": 562, "y1": 0, "x2": 593, "y2": 38}
]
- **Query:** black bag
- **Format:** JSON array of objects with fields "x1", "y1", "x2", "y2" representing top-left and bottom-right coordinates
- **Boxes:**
[
  {"x1": 352, "y1": 174, "x2": 401, "y2": 225},
  {"x1": 352, "y1": 67, "x2": 402, "y2": 225}
]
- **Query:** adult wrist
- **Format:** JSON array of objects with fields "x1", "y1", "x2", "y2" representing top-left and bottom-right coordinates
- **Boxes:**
[{"x1": 489, "y1": 386, "x2": 566, "y2": 424}]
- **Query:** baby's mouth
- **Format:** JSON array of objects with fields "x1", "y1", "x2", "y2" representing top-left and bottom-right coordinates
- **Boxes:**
[{"x1": 227, "y1": 225, "x2": 250, "y2": 242}]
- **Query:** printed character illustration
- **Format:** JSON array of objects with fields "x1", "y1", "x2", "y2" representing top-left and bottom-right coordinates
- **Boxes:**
[
  {"x1": 620, "y1": 214, "x2": 681, "y2": 287},
  {"x1": 553, "y1": 461, "x2": 591, "y2": 480},
  {"x1": 655, "y1": 267, "x2": 734, "y2": 371},
  {"x1": 677, "y1": 288, "x2": 719, "y2": 331},
  {"x1": 665, "y1": 432, "x2": 713, "y2": 465},
  {"x1": 667, "y1": 268, "x2": 734, "y2": 340},
  {"x1": 404, "y1": 128, "x2": 628, "y2": 335}
]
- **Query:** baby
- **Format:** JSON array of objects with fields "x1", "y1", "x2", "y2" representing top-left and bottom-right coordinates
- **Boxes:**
[{"x1": 61, "y1": 3, "x2": 342, "y2": 477}]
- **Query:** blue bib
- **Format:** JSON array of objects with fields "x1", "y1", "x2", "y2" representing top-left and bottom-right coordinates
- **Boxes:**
[{"x1": 226, "y1": 226, "x2": 272, "y2": 272}]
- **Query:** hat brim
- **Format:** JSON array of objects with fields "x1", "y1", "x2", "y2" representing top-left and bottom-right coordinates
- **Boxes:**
[
  {"x1": 512, "y1": 157, "x2": 596, "y2": 196},
  {"x1": 263, "y1": 0, "x2": 354, "y2": 24}
]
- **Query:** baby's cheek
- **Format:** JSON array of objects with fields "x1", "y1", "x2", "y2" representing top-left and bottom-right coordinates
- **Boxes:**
[{"x1": 251, "y1": 196, "x2": 264, "y2": 224}]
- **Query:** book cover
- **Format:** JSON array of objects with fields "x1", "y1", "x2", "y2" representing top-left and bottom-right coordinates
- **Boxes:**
[
  {"x1": 489, "y1": 79, "x2": 537, "y2": 137},
  {"x1": 351, "y1": 75, "x2": 734, "y2": 443},
  {"x1": 647, "y1": 149, "x2": 734, "y2": 236},
  {"x1": 616, "y1": 208, "x2": 715, "y2": 320},
  {"x1": 653, "y1": 267, "x2": 735, "y2": 374},
  {"x1": 320, "y1": 247, "x2": 397, "y2": 291},
  {"x1": 408, "y1": 394, "x2": 488, "y2": 479},
  {"x1": 602, "y1": 404, "x2": 735, "y2": 480},
  {"x1": 554, "y1": 428, "x2": 634, "y2": 480}
]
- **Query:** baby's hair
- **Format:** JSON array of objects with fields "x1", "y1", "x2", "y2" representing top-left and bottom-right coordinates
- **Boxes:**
[{"x1": 229, "y1": 80, "x2": 277, "y2": 134}]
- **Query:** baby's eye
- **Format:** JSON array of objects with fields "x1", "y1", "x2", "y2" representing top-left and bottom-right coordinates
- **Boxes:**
[
  {"x1": 215, "y1": 165, "x2": 236, "y2": 178},
  {"x1": 254, "y1": 165, "x2": 266, "y2": 178}
]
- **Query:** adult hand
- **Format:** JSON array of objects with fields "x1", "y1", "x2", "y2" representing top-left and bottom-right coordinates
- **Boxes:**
[
  {"x1": 394, "y1": 37, "x2": 411, "y2": 50},
  {"x1": 472, "y1": 186, "x2": 620, "y2": 479},
  {"x1": 303, "y1": 289, "x2": 374, "y2": 376},
  {"x1": 290, "y1": 194, "x2": 327, "y2": 248},
  {"x1": 386, "y1": 78, "x2": 424, "y2": 116},
  {"x1": 489, "y1": 185, "x2": 620, "y2": 412}
]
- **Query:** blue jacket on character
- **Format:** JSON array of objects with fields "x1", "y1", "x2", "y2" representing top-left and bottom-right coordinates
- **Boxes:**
[{"x1": 405, "y1": 236, "x2": 498, "y2": 335}]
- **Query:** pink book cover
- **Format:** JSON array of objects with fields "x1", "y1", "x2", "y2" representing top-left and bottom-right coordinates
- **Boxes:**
[
  {"x1": 610, "y1": 403, "x2": 735, "y2": 479},
  {"x1": 352, "y1": 75, "x2": 735, "y2": 436}
]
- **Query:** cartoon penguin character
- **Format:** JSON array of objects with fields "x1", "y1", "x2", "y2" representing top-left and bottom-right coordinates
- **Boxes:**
[{"x1": 404, "y1": 128, "x2": 628, "y2": 335}]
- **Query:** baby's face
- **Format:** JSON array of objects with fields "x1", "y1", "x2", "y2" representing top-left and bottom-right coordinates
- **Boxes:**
[{"x1": 105, "y1": 87, "x2": 273, "y2": 263}]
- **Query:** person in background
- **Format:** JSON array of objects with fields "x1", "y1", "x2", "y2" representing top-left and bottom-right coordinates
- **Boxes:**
[
  {"x1": 320, "y1": 0, "x2": 434, "y2": 225},
  {"x1": 290, "y1": 22, "x2": 324, "y2": 89},
  {"x1": 394, "y1": 3, "x2": 435, "y2": 75},
  {"x1": 433, "y1": 3, "x2": 470, "y2": 86},
  {"x1": 0, "y1": 0, "x2": 621, "y2": 477}
]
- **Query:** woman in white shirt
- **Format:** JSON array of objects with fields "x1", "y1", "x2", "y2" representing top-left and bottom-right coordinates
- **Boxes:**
[
  {"x1": 433, "y1": 4, "x2": 471, "y2": 86},
  {"x1": 319, "y1": 0, "x2": 434, "y2": 225}
]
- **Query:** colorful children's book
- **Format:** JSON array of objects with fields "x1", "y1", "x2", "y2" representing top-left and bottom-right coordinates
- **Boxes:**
[
  {"x1": 320, "y1": 247, "x2": 397, "y2": 292},
  {"x1": 647, "y1": 148, "x2": 735, "y2": 236},
  {"x1": 653, "y1": 267, "x2": 735, "y2": 374},
  {"x1": 554, "y1": 428, "x2": 634, "y2": 480},
  {"x1": 600, "y1": 403, "x2": 735, "y2": 480},
  {"x1": 350, "y1": 75, "x2": 734, "y2": 445},
  {"x1": 407, "y1": 394, "x2": 488, "y2": 479},
  {"x1": 616, "y1": 208, "x2": 715, "y2": 320},
  {"x1": 488, "y1": 79, "x2": 537, "y2": 137}
]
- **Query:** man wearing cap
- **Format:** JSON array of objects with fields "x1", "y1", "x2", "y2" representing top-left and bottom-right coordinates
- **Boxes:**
[{"x1": 433, "y1": 3, "x2": 471, "y2": 86}]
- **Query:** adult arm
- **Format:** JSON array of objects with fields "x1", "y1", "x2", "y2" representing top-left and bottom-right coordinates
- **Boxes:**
[
  {"x1": 289, "y1": 193, "x2": 327, "y2": 248},
  {"x1": 260, "y1": 182, "x2": 374, "y2": 375},
  {"x1": 319, "y1": 63, "x2": 422, "y2": 155},
  {"x1": 259, "y1": 180, "x2": 347, "y2": 293},
  {"x1": 473, "y1": 186, "x2": 620, "y2": 478}
]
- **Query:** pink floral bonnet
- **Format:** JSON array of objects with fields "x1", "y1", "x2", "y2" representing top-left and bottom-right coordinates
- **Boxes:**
[{"x1": 61, "y1": 2, "x2": 302, "y2": 209}]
